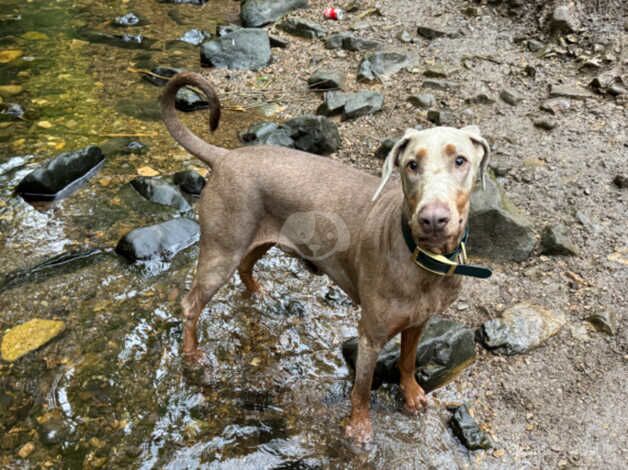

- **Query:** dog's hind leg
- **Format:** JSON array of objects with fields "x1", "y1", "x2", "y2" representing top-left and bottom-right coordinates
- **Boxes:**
[{"x1": 237, "y1": 242, "x2": 274, "y2": 295}]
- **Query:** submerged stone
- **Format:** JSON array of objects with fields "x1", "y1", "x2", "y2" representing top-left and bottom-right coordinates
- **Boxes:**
[
  {"x1": 450, "y1": 404, "x2": 492, "y2": 450},
  {"x1": 179, "y1": 29, "x2": 211, "y2": 46},
  {"x1": 100, "y1": 138, "x2": 147, "y2": 156},
  {"x1": 175, "y1": 87, "x2": 208, "y2": 112},
  {"x1": 78, "y1": 29, "x2": 156, "y2": 50},
  {"x1": 478, "y1": 303, "x2": 566, "y2": 355},
  {"x1": 200, "y1": 28, "x2": 271, "y2": 71},
  {"x1": 240, "y1": 0, "x2": 308, "y2": 27},
  {"x1": 113, "y1": 12, "x2": 142, "y2": 27},
  {"x1": 15, "y1": 146, "x2": 104, "y2": 201},
  {"x1": 141, "y1": 66, "x2": 183, "y2": 87},
  {"x1": 342, "y1": 316, "x2": 476, "y2": 392},
  {"x1": 1, "y1": 319, "x2": 65, "y2": 362},
  {"x1": 116, "y1": 218, "x2": 200, "y2": 262},
  {"x1": 357, "y1": 52, "x2": 409, "y2": 82},
  {"x1": 468, "y1": 176, "x2": 536, "y2": 261},
  {"x1": 130, "y1": 177, "x2": 191, "y2": 212}
]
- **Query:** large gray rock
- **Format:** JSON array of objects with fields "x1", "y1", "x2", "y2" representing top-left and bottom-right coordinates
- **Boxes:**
[
  {"x1": 450, "y1": 404, "x2": 492, "y2": 450},
  {"x1": 240, "y1": 0, "x2": 308, "y2": 27},
  {"x1": 277, "y1": 18, "x2": 326, "y2": 39},
  {"x1": 317, "y1": 90, "x2": 383, "y2": 120},
  {"x1": 15, "y1": 146, "x2": 104, "y2": 201},
  {"x1": 549, "y1": 4, "x2": 579, "y2": 34},
  {"x1": 357, "y1": 52, "x2": 409, "y2": 82},
  {"x1": 324, "y1": 32, "x2": 380, "y2": 51},
  {"x1": 478, "y1": 303, "x2": 566, "y2": 355},
  {"x1": 283, "y1": 115, "x2": 340, "y2": 155},
  {"x1": 116, "y1": 218, "x2": 200, "y2": 262},
  {"x1": 307, "y1": 69, "x2": 345, "y2": 90},
  {"x1": 200, "y1": 28, "x2": 271, "y2": 70},
  {"x1": 342, "y1": 316, "x2": 476, "y2": 393},
  {"x1": 541, "y1": 224, "x2": 579, "y2": 256},
  {"x1": 130, "y1": 177, "x2": 192, "y2": 212},
  {"x1": 239, "y1": 121, "x2": 295, "y2": 148},
  {"x1": 468, "y1": 176, "x2": 536, "y2": 261}
]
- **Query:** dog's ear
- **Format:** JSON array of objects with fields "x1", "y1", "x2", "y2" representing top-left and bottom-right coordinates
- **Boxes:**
[
  {"x1": 372, "y1": 132, "x2": 412, "y2": 201},
  {"x1": 461, "y1": 125, "x2": 490, "y2": 190}
]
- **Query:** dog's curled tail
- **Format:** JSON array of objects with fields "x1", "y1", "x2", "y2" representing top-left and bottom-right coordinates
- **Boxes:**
[{"x1": 161, "y1": 71, "x2": 227, "y2": 168}]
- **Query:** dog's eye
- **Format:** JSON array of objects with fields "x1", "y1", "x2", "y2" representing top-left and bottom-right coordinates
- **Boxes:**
[
  {"x1": 407, "y1": 160, "x2": 418, "y2": 171},
  {"x1": 455, "y1": 156, "x2": 467, "y2": 167}
]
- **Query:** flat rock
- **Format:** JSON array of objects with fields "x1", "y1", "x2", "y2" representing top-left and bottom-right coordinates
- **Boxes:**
[
  {"x1": 407, "y1": 93, "x2": 435, "y2": 108},
  {"x1": 269, "y1": 35, "x2": 289, "y2": 48},
  {"x1": 468, "y1": 175, "x2": 536, "y2": 261},
  {"x1": 427, "y1": 109, "x2": 455, "y2": 126},
  {"x1": 307, "y1": 69, "x2": 345, "y2": 90},
  {"x1": 465, "y1": 92, "x2": 495, "y2": 105},
  {"x1": 175, "y1": 87, "x2": 208, "y2": 112},
  {"x1": 549, "y1": 4, "x2": 579, "y2": 34},
  {"x1": 357, "y1": 51, "x2": 409, "y2": 82},
  {"x1": 533, "y1": 116, "x2": 557, "y2": 130},
  {"x1": 375, "y1": 138, "x2": 398, "y2": 159},
  {"x1": 478, "y1": 303, "x2": 566, "y2": 355},
  {"x1": 549, "y1": 84, "x2": 592, "y2": 100},
  {"x1": 130, "y1": 177, "x2": 191, "y2": 212},
  {"x1": 277, "y1": 18, "x2": 326, "y2": 39},
  {"x1": 284, "y1": 115, "x2": 340, "y2": 155},
  {"x1": 422, "y1": 79, "x2": 459, "y2": 91},
  {"x1": 173, "y1": 170, "x2": 205, "y2": 195},
  {"x1": 116, "y1": 218, "x2": 200, "y2": 262},
  {"x1": 317, "y1": 90, "x2": 383, "y2": 120},
  {"x1": 200, "y1": 28, "x2": 271, "y2": 70},
  {"x1": 16, "y1": 146, "x2": 104, "y2": 201},
  {"x1": 541, "y1": 224, "x2": 578, "y2": 255},
  {"x1": 450, "y1": 404, "x2": 492, "y2": 450},
  {"x1": 239, "y1": 121, "x2": 295, "y2": 147},
  {"x1": 500, "y1": 88, "x2": 522, "y2": 106},
  {"x1": 141, "y1": 66, "x2": 182, "y2": 87},
  {"x1": 324, "y1": 32, "x2": 380, "y2": 51},
  {"x1": 78, "y1": 29, "x2": 156, "y2": 50},
  {"x1": 417, "y1": 25, "x2": 448, "y2": 40},
  {"x1": 240, "y1": 0, "x2": 308, "y2": 27},
  {"x1": 342, "y1": 316, "x2": 476, "y2": 392},
  {"x1": 179, "y1": 29, "x2": 211, "y2": 46},
  {"x1": 540, "y1": 98, "x2": 570, "y2": 115},
  {"x1": 1, "y1": 319, "x2": 65, "y2": 362},
  {"x1": 587, "y1": 311, "x2": 618, "y2": 335}
]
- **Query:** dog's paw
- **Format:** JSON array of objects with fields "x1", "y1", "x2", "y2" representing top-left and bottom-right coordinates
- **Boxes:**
[
  {"x1": 182, "y1": 348, "x2": 208, "y2": 366},
  {"x1": 400, "y1": 380, "x2": 428, "y2": 414},
  {"x1": 344, "y1": 417, "x2": 373, "y2": 444}
]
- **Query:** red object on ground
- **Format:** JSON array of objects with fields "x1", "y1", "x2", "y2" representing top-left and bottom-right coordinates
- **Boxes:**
[{"x1": 323, "y1": 7, "x2": 344, "y2": 20}]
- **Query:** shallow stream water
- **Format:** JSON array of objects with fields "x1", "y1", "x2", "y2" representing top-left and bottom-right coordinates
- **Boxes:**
[{"x1": 1, "y1": 1, "x2": 478, "y2": 468}]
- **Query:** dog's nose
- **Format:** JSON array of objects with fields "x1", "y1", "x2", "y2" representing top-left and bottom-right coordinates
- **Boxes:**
[{"x1": 418, "y1": 203, "x2": 450, "y2": 233}]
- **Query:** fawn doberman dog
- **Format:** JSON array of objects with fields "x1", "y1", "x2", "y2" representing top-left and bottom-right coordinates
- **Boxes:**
[{"x1": 161, "y1": 72, "x2": 491, "y2": 443}]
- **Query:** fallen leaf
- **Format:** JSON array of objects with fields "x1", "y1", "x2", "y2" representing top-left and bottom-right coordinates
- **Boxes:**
[{"x1": 137, "y1": 166, "x2": 159, "y2": 176}]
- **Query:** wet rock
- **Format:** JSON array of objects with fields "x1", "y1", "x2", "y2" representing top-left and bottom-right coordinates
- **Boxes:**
[
  {"x1": 269, "y1": 35, "x2": 289, "y2": 48},
  {"x1": 239, "y1": 121, "x2": 295, "y2": 147},
  {"x1": 613, "y1": 175, "x2": 628, "y2": 189},
  {"x1": 175, "y1": 87, "x2": 208, "y2": 112},
  {"x1": 533, "y1": 116, "x2": 557, "y2": 130},
  {"x1": 173, "y1": 170, "x2": 205, "y2": 195},
  {"x1": 541, "y1": 224, "x2": 578, "y2": 256},
  {"x1": 115, "y1": 218, "x2": 200, "y2": 262},
  {"x1": 240, "y1": 0, "x2": 308, "y2": 27},
  {"x1": 200, "y1": 28, "x2": 271, "y2": 70},
  {"x1": 468, "y1": 175, "x2": 536, "y2": 261},
  {"x1": 422, "y1": 79, "x2": 459, "y2": 91},
  {"x1": 417, "y1": 25, "x2": 447, "y2": 40},
  {"x1": 284, "y1": 115, "x2": 340, "y2": 155},
  {"x1": 427, "y1": 109, "x2": 455, "y2": 126},
  {"x1": 141, "y1": 66, "x2": 182, "y2": 87},
  {"x1": 540, "y1": 98, "x2": 570, "y2": 115},
  {"x1": 16, "y1": 146, "x2": 104, "y2": 201},
  {"x1": 342, "y1": 316, "x2": 476, "y2": 392},
  {"x1": 500, "y1": 88, "x2": 522, "y2": 106},
  {"x1": 375, "y1": 138, "x2": 398, "y2": 159},
  {"x1": 37, "y1": 415, "x2": 72, "y2": 446},
  {"x1": 317, "y1": 91, "x2": 383, "y2": 120},
  {"x1": 179, "y1": 29, "x2": 211, "y2": 46},
  {"x1": 0, "y1": 155, "x2": 29, "y2": 176},
  {"x1": 113, "y1": 12, "x2": 142, "y2": 27},
  {"x1": 549, "y1": 4, "x2": 579, "y2": 34},
  {"x1": 307, "y1": 69, "x2": 345, "y2": 90},
  {"x1": 587, "y1": 311, "x2": 618, "y2": 335},
  {"x1": 324, "y1": 32, "x2": 380, "y2": 51},
  {"x1": 478, "y1": 303, "x2": 566, "y2": 355},
  {"x1": 408, "y1": 93, "x2": 435, "y2": 108},
  {"x1": 549, "y1": 84, "x2": 592, "y2": 100},
  {"x1": 1, "y1": 319, "x2": 65, "y2": 362},
  {"x1": 1, "y1": 103, "x2": 24, "y2": 120},
  {"x1": 78, "y1": 30, "x2": 156, "y2": 49},
  {"x1": 450, "y1": 404, "x2": 492, "y2": 450},
  {"x1": 277, "y1": 18, "x2": 326, "y2": 39},
  {"x1": 100, "y1": 138, "x2": 147, "y2": 156},
  {"x1": 130, "y1": 177, "x2": 191, "y2": 212},
  {"x1": 357, "y1": 52, "x2": 409, "y2": 82}
]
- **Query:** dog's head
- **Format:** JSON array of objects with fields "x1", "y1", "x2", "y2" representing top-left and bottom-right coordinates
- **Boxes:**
[{"x1": 373, "y1": 126, "x2": 490, "y2": 254}]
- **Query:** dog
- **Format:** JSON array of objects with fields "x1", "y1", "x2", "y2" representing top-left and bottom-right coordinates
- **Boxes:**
[{"x1": 161, "y1": 72, "x2": 490, "y2": 443}]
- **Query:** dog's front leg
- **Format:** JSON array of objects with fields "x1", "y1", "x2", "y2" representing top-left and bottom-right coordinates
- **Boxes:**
[
  {"x1": 345, "y1": 335, "x2": 381, "y2": 444},
  {"x1": 399, "y1": 324, "x2": 428, "y2": 413}
]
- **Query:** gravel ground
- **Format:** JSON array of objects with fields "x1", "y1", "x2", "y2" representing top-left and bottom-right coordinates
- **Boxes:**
[{"x1": 196, "y1": 1, "x2": 627, "y2": 467}]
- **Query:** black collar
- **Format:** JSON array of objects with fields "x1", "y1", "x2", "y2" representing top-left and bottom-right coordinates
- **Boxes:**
[{"x1": 401, "y1": 215, "x2": 492, "y2": 279}]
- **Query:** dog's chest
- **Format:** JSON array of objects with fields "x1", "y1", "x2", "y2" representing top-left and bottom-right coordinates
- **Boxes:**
[{"x1": 409, "y1": 276, "x2": 462, "y2": 322}]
